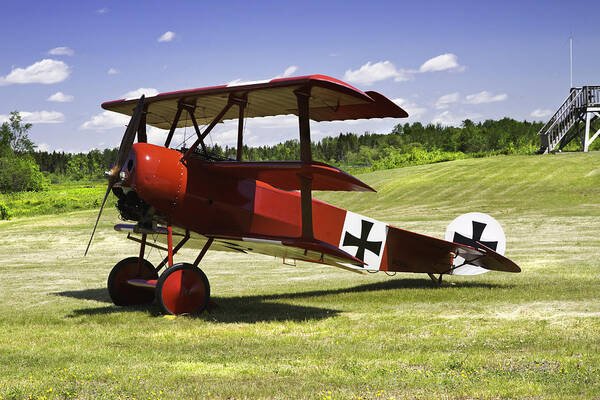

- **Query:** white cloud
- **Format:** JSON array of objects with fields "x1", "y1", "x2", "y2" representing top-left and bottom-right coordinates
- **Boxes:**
[
  {"x1": 23, "y1": 111, "x2": 65, "y2": 124},
  {"x1": 158, "y1": 31, "x2": 176, "y2": 42},
  {"x1": 96, "y1": 7, "x2": 108, "y2": 14},
  {"x1": 435, "y1": 92, "x2": 460, "y2": 109},
  {"x1": 80, "y1": 111, "x2": 129, "y2": 130},
  {"x1": 282, "y1": 65, "x2": 298, "y2": 78},
  {"x1": 211, "y1": 128, "x2": 239, "y2": 145},
  {"x1": 431, "y1": 111, "x2": 458, "y2": 126},
  {"x1": 530, "y1": 109, "x2": 552, "y2": 118},
  {"x1": 48, "y1": 46, "x2": 74, "y2": 56},
  {"x1": 121, "y1": 88, "x2": 159, "y2": 100},
  {"x1": 392, "y1": 98, "x2": 427, "y2": 120},
  {"x1": 0, "y1": 111, "x2": 65, "y2": 124},
  {"x1": 0, "y1": 59, "x2": 71, "y2": 85},
  {"x1": 246, "y1": 115, "x2": 298, "y2": 128},
  {"x1": 344, "y1": 61, "x2": 410, "y2": 85},
  {"x1": 47, "y1": 91, "x2": 74, "y2": 102},
  {"x1": 36, "y1": 143, "x2": 52, "y2": 152},
  {"x1": 107, "y1": 67, "x2": 119, "y2": 75},
  {"x1": 343, "y1": 54, "x2": 464, "y2": 87},
  {"x1": 431, "y1": 111, "x2": 482, "y2": 126},
  {"x1": 228, "y1": 66, "x2": 300, "y2": 86},
  {"x1": 147, "y1": 126, "x2": 173, "y2": 145},
  {"x1": 465, "y1": 91, "x2": 508, "y2": 104},
  {"x1": 419, "y1": 53, "x2": 465, "y2": 73}
]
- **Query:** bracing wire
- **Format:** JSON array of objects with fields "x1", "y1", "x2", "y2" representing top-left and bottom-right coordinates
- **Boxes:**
[
  {"x1": 182, "y1": 111, "x2": 188, "y2": 148},
  {"x1": 241, "y1": 100, "x2": 249, "y2": 160}
]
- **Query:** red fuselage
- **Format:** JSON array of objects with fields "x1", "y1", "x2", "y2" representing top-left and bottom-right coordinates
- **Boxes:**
[{"x1": 127, "y1": 143, "x2": 346, "y2": 247}]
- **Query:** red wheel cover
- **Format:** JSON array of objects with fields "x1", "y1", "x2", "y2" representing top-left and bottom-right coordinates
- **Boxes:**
[{"x1": 160, "y1": 267, "x2": 208, "y2": 314}]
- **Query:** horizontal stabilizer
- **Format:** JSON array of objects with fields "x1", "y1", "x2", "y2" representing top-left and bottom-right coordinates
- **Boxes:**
[
  {"x1": 457, "y1": 242, "x2": 521, "y2": 273},
  {"x1": 384, "y1": 226, "x2": 520, "y2": 274},
  {"x1": 199, "y1": 160, "x2": 375, "y2": 192}
]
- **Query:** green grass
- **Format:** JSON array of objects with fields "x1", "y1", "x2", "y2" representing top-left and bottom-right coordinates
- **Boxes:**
[
  {"x1": 0, "y1": 180, "x2": 112, "y2": 219},
  {"x1": 0, "y1": 152, "x2": 599, "y2": 399}
]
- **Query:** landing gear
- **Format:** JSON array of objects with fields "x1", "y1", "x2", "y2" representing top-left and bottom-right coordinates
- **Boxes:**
[
  {"x1": 156, "y1": 263, "x2": 210, "y2": 315},
  {"x1": 108, "y1": 257, "x2": 158, "y2": 305},
  {"x1": 107, "y1": 227, "x2": 213, "y2": 315},
  {"x1": 427, "y1": 273, "x2": 443, "y2": 285}
]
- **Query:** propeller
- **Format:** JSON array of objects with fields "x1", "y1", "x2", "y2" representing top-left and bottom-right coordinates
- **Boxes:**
[{"x1": 84, "y1": 95, "x2": 146, "y2": 256}]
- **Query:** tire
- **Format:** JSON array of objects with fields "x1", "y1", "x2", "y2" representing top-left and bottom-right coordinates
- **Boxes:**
[
  {"x1": 107, "y1": 257, "x2": 158, "y2": 306},
  {"x1": 156, "y1": 263, "x2": 210, "y2": 315}
]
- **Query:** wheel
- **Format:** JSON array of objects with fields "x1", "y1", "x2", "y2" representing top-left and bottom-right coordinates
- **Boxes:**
[
  {"x1": 156, "y1": 263, "x2": 210, "y2": 315},
  {"x1": 107, "y1": 257, "x2": 158, "y2": 306}
]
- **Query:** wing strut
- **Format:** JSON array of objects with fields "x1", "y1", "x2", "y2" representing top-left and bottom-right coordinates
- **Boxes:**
[
  {"x1": 181, "y1": 94, "x2": 246, "y2": 163},
  {"x1": 164, "y1": 102, "x2": 184, "y2": 148},
  {"x1": 295, "y1": 87, "x2": 314, "y2": 240},
  {"x1": 184, "y1": 103, "x2": 208, "y2": 155},
  {"x1": 236, "y1": 96, "x2": 247, "y2": 161},
  {"x1": 138, "y1": 104, "x2": 148, "y2": 143}
]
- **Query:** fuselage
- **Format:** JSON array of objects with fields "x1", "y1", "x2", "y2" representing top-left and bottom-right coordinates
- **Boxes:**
[{"x1": 124, "y1": 143, "x2": 347, "y2": 247}]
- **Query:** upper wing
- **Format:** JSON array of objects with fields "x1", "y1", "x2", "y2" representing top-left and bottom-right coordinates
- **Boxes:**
[
  {"x1": 197, "y1": 160, "x2": 375, "y2": 192},
  {"x1": 101, "y1": 75, "x2": 408, "y2": 129}
]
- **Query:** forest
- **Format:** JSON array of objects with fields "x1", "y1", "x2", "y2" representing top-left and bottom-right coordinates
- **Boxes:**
[
  {"x1": 0, "y1": 113, "x2": 581, "y2": 220},
  {"x1": 8, "y1": 110, "x2": 596, "y2": 195},
  {"x1": 28, "y1": 117, "x2": 547, "y2": 183}
]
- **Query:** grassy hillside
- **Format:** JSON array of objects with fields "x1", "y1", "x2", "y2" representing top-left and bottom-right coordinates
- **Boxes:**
[{"x1": 0, "y1": 152, "x2": 599, "y2": 399}]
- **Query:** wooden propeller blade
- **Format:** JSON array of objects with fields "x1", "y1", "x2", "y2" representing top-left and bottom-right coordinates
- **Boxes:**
[
  {"x1": 110, "y1": 95, "x2": 145, "y2": 177},
  {"x1": 85, "y1": 95, "x2": 145, "y2": 256},
  {"x1": 84, "y1": 182, "x2": 113, "y2": 256}
]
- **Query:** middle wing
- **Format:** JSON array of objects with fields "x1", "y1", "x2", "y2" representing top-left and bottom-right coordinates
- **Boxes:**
[{"x1": 197, "y1": 160, "x2": 374, "y2": 192}]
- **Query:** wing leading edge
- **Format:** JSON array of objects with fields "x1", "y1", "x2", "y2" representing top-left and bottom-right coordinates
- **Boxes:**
[{"x1": 101, "y1": 75, "x2": 408, "y2": 129}]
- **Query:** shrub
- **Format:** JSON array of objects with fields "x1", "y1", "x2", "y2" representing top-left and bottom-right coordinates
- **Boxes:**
[
  {"x1": 0, "y1": 155, "x2": 47, "y2": 193},
  {"x1": 0, "y1": 203, "x2": 10, "y2": 220}
]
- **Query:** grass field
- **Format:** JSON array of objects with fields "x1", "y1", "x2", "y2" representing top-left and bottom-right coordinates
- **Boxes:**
[
  {"x1": 0, "y1": 180, "x2": 111, "y2": 219},
  {"x1": 1, "y1": 152, "x2": 599, "y2": 399}
]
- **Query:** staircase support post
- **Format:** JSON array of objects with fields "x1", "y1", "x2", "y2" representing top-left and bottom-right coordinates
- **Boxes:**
[
  {"x1": 584, "y1": 111, "x2": 592, "y2": 152},
  {"x1": 583, "y1": 108, "x2": 600, "y2": 152}
]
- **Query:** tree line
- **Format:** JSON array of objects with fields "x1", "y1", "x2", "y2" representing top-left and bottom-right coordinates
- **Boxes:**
[
  {"x1": 212, "y1": 118, "x2": 544, "y2": 165},
  {"x1": 3, "y1": 111, "x2": 552, "y2": 194}
]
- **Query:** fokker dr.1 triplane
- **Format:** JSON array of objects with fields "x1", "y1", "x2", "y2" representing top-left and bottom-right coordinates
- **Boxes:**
[{"x1": 85, "y1": 75, "x2": 520, "y2": 315}]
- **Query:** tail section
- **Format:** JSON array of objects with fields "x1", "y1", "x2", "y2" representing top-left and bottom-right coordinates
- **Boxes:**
[
  {"x1": 336, "y1": 210, "x2": 519, "y2": 275},
  {"x1": 444, "y1": 212, "x2": 510, "y2": 275}
]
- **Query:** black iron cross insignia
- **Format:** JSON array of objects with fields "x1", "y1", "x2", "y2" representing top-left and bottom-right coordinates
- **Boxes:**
[
  {"x1": 453, "y1": 221, "x2": 498, "y2": 250},
  {"x1": 343, "y1": 219, "x2": 382, "y2": 261}
]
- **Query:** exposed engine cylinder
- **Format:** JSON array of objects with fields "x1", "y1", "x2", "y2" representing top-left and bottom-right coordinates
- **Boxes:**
[{"x1": 114, "y1": 188, "x2": 151, "y2": 223}]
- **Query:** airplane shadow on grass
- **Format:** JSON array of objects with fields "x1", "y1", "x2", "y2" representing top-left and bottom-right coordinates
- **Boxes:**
[{"x1": 55, "y1": 278, "x2": 509, "y2": 323}]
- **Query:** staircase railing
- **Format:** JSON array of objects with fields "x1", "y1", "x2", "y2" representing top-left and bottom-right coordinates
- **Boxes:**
[{"x1": 538, "y1": 86, "x2": 600, "y2": 153}]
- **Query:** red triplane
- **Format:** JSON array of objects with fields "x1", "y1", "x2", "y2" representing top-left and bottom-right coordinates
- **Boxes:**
[{"x1": 86, "y1": 75, "x2": 520, "y2": 315}]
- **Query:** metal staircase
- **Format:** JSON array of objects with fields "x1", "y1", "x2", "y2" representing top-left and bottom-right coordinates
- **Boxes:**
[{"x1": 538, "y1": 86, "x2": 600, "y2": 153}]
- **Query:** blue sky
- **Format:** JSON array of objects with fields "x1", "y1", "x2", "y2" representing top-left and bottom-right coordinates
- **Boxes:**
[{"x1": 0, "y1": 0, "x2": 597, "y2": 153}]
